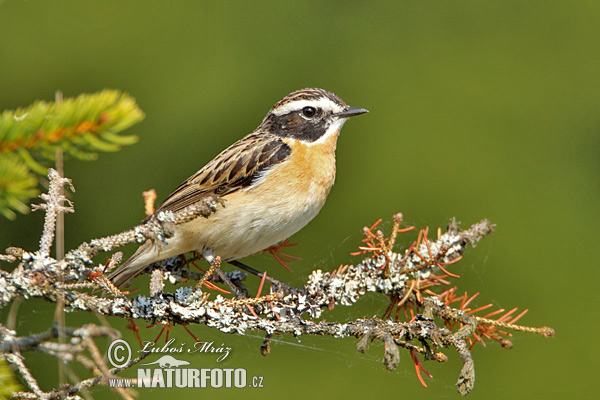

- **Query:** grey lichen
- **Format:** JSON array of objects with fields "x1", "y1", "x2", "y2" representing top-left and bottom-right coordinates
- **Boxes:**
[{"x1": 0, "y1": 168, "x2": 551, "y2": 399}]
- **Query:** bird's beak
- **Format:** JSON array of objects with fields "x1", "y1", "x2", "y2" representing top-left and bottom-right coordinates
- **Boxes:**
[{"x1": 334, "y1": 106, "x2": 369, "y2": 118}]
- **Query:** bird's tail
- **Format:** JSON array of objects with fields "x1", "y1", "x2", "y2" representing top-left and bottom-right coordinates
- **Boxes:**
[{"x1": 108, "y1": 240, "x2": 153, "y2": 288}]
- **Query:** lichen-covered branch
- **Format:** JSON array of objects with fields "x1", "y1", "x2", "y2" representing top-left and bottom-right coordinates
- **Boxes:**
[{"x1": 0, "y1": 169, "x2": 554, "y2": 398}]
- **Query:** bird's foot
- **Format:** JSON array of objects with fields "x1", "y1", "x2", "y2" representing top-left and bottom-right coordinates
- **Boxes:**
[
  {"x1": 228, "y1": 259, "x2": 302, "y2": 296},
  {"x1": 263, "y1": 239, "x2": 301, "y2": 272}
]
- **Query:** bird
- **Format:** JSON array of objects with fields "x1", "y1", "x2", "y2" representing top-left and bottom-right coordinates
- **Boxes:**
[{"x1": 108, "y1": 88, "x2": 368, "y2": 288}]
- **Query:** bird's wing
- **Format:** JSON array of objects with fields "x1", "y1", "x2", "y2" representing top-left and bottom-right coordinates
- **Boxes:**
[{"x1": 156, "y1": 132, "x2": 291, "y2": 214}]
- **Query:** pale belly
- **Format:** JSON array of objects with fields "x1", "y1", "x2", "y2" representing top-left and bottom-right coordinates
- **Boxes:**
[
  {"x1": 176, "y1": 163, "x2": 334, "y2": 260},
  {"x1": 180, "y1": 189, "x2": 325, "y2": 260}
]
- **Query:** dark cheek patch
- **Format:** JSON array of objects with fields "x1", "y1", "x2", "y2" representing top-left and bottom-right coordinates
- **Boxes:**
[{"x1": 269, "y1": 113, "x2": 329, "y2": 142}]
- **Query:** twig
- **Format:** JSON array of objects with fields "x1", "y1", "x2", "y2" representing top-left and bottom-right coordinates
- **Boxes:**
[{"x1": 0, "y1": 169, "x2": 554, "y2": 398}]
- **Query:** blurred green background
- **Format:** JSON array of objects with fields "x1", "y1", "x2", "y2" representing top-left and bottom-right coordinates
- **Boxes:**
[{"x1": 1, "y1": 0, "x2": 598, "y2": 398}]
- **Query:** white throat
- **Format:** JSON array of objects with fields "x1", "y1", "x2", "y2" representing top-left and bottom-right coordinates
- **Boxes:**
[{"x1": 302, "y1": 117, "x2": 347, "y2": 146}]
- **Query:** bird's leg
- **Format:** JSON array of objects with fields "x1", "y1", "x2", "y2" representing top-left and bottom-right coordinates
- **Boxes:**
[
  {"x1": 227, "y1": 260, "x2": 301, "y2": 295},
  {"x1": 202, "y1": 255, "x2": 263, "y2": 316},
  {"x1": 263, "y1": 239, "x2": 301, "y2": 272},
  {"x1": 215, "y1": 269, "x2": 246, "y2": 299},
  {"x1": 201, "y1": 255, "x2": 246, "y2": 299}
]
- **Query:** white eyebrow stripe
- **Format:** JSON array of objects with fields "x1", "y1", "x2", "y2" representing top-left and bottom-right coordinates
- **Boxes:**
[{"x1": 271, "y1": 97, "x2": 343, "y2": 116}]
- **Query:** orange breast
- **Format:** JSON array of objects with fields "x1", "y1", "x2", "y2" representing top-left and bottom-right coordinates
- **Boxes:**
[{"x1": 275, "y1": 131, "x2": 339, "y2": 203}]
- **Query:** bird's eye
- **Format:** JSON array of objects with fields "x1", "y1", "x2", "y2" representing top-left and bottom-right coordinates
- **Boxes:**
[{"x1": 302, "y1": 106, "x2": 317, "y2": 118}]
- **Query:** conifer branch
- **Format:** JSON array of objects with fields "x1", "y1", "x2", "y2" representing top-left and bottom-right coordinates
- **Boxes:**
[
  {"x1": 0, "y1": 90, "x2": 144, "y2": 219},
  {"x1": 0, "y1": 170, "x2": 554, "y2": 398}
]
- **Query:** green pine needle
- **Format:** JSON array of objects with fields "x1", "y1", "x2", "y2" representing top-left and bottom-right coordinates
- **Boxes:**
[
  {"x1": 0, "y1": 357, "x2": 21, "y2": 400},
  {"x1": 0, "y1": 153, "x2": 38, "y2": 220},
  {"x1": 0, "y1": 89, "x2": 145, "y2": 219}
]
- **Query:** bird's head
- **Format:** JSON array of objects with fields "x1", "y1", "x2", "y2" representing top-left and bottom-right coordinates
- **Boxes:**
[{"x1": 260, "y1": 88, "x2": 368, "y2": 144}]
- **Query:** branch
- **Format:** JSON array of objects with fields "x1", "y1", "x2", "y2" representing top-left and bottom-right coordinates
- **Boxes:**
[
  {"x1": 0, "y1": 90, "x2": 144, "y2": 219},
  {"x1": 0, "y1": 169, "x2": 554, "y2": 398}
]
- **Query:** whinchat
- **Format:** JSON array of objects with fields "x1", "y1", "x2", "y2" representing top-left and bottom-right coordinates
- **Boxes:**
[{"x1": 109, "y1": 88, "x2": 368, "y2": 287}]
